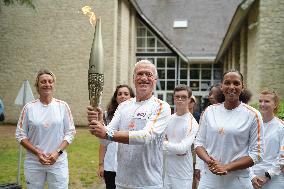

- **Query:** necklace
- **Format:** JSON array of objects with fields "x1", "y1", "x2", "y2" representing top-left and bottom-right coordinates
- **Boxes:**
[{"x1": 214, "y1": 105, "x2": 234, "y2": 136}]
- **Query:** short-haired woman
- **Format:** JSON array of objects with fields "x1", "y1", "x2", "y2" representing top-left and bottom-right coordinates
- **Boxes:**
[{"x1": 16, "y1": 69, "x2": 76, "y2": 189}]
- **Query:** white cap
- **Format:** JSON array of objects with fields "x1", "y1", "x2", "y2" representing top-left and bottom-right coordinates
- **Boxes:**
[{"x1": 190, "y1": 95, "x2": 196, "y2": 103}]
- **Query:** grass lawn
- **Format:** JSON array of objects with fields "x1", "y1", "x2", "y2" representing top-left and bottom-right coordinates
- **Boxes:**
[{"x1": 0, "y1": 125, "x2": 103, "y2": 189}]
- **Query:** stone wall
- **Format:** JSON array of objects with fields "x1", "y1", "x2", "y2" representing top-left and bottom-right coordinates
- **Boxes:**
[
  {"x1": 256, "y1": 0, "x2": 284, "y2": 96},
  {"x1": 0, "y1": 0, "x2": 135, "y2": 125},
  {"x1": 221, "y1": 0, "x2": 284, "y2": 101},
  {"x1": 246, "y1": 0, "x2": 259, "y2": 97}
]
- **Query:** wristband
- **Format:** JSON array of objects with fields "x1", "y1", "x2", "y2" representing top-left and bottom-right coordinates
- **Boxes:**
[
  {"x1": 106, "y1": 129, "x2": 114, "y2": 141},
  {"x1": 56, "y1": 149, "x2": 63, "y2": 156},
  {"x1": 265, "y1": 172, "x2": 271, "y2": 179}
]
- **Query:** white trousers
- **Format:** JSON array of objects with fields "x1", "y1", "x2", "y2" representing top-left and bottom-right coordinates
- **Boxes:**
[
  {"x1": 198, "y1": 170, "x2": 253, "y2": 189},
  {"x1": 164, "y1": 174, "x2": 192, "y2": 189},
  {"x1": 24, "y1": 159, "x2": 68, "y2": 189}
]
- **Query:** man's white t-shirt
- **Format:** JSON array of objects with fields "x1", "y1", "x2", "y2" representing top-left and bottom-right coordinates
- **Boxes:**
[{"x1": 106, "y1": 96, "x2": 171, "y2": 189}]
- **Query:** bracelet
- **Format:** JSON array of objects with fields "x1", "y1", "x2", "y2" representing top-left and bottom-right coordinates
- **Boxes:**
[{"x1": 99, "y1": 162, "x2": 104, "y2": 166}]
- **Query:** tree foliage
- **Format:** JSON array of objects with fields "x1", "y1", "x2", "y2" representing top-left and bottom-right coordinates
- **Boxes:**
[{"x1": 1, "y1": 0, "x2": 35, "y2": 9}]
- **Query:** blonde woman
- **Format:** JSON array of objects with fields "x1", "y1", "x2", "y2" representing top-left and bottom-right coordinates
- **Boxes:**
[
  {"x1": 16, "y1": 69, "x2": 76, "y2": 189},
  {"x1": 250, "y1": 90, "x2": 284, "y2": 189}
]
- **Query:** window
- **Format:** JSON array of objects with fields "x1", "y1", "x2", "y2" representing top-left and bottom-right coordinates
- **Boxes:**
[
  {"x1": 136, "y1": 19, "x2": 222, "y2": 112},
  {"x1": 178, "y1": 61, "x2": 222, "y2": 92},
  {"x1": 137, "y1": 20, "x2": 171, "y2": 53}
]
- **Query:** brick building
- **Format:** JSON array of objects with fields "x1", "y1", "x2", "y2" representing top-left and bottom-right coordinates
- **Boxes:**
[{"x1": 0, "y1": 0, "x2": 282, "y2": 125}]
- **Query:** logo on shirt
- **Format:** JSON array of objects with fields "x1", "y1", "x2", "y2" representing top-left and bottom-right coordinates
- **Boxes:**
[
  {"x1": 218, "y1": 127, "x2": 225, "y2": 135},
  {"x1": 136, "y1": 112, "x2": 146, "y2": 117},
  {"x1": 128, "y1": 121, "x2": 135, "y2": 131},
  {"x1": 43, "y1": 121, "x2": 50, "y2": 128}
]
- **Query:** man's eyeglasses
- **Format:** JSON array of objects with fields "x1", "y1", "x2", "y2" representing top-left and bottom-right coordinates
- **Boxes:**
[
  {"x1": 174, "y1": 95, "x2": 189, "y2": 101},
  {"x1": 135, "y1": 72, "x2": 154, "y2": 78}
]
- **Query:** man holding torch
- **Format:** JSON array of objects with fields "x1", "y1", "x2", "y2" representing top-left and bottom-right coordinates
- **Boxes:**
[{"x1": 87, "y1": 60, "x2": 171, "y2": 189}]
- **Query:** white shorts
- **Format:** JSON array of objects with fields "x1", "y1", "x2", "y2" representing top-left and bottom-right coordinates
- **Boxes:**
[
  {"x1": 198, "y1": 170, "x2": 252, "y2": 189},
  {"x1": 24, "y1": 160, "x2": 69, "y2": 189},
  {"x1": 164, "y1": 174, "x2": 192, "y2": 189}
]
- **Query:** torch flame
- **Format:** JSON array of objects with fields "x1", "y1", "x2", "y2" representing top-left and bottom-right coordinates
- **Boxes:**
[{"x1": 81, "y1": 6, "x2": 97, "y2": 26}]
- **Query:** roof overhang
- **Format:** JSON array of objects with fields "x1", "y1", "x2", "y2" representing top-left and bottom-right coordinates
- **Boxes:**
[
  {"x1": 188, "y1": 56, "x2": 216, "y2": 64},
  {"x1": 215, "y1": 0, "x2": 255, "y2": 63},
  {"x1": 129, "y1": 0, "x2": 189, "y2": 62}
]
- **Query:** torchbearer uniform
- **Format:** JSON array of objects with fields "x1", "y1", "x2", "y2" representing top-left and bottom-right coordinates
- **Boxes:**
[
  {"x1": 16, "y1": 99, "x2": 76, "y2": 189},
  {"x1": 103, "y1": 112, "x2": 118, "y2": 189},
  {"x1": 104, "y1": 96, "x2": 171, "y2": 189},
  {"x1": 195, "y1": 103, "x2": 264, "y2": 189},
  {"x1": 279, "y1": 127, "x2": 284, "y2": 168},
  {"x1": 250, "y1": 117, "x2": 284, "y2": 189},
  {"x1": 163, "y1": 112, "x2": 199, "y2": 189}
]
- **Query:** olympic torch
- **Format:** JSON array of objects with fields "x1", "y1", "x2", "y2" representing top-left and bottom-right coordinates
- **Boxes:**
[{"x1": 88, "y1": 17, "x2": 104, "y2": 108}]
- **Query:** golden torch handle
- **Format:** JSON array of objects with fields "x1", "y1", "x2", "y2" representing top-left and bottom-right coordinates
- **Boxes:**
[{"x1": 88, "y1": 72, "x2": 104, "y2": 108}]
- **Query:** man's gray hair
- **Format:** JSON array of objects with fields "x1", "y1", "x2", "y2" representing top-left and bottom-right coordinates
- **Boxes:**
[{"x1": 134, "y1": 59, "x2": 158, "y2": 78}]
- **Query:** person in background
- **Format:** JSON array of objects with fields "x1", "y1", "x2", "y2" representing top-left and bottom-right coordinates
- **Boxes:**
[
  {"x1": 188, "y1": 95, "x2": 200, "y2": 189},
  {"x1": 188, "y1": 95, "x2": 200, "y2": 123},
  {"x1": 240, "y1": 88, "x2": 253, "y2": 104},
  {"x1": 250, "y1": 90, "x2": 284, "y2": 189},
  {"x1": 208, "y1": 84, "x2": 224, "y2": 105},
  {"x1": 97, "y1": 85, "x2": 134, "y2": 189},
  {"x1": 195, "y1": 70, "x2": 264, "y2": 189},
  {"x1": 87, "y1": 60, "x2": 171, "y2": 189},
  {"x1": 0, "y1": 98, "x2": 4, "y2": 121},
  {"x1": 280, "y1": 137, "x2": 284, "y2": 174},
  {"x1": 15, "y1": 69, "x2": 76, "y2": 189},
  {"x1": 163, "y1": 84, "x2": 199, "y2": 189},
  {"x1": 193, "y1": 84, "x2": 225, "y2": 189}
]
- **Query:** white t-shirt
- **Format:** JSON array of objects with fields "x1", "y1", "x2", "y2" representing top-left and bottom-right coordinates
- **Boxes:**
[
  {"x1": 103, "y1": 112, "x2": 118, "y2": 172},
  {"x1": 15, "y1": 98, "x2": 76, "y2": 164},
  {"x1": 250, "y1": 117, "x2": 284, "y2": 179},
  {"x1": 195, "y1": 102, "x2": 264, "y2": 177},
  {"x1": 279, "y1": 123, "x2": 284, "y2": 166},
  {"x1": 164, "y1": 112, "x2": 199, "y2": 179},
  {"x1": 106, "y1": 96, "x2": 171, "y2": 189}
]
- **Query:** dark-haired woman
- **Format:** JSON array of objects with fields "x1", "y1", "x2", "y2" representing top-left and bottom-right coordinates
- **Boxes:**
[
  {"x1": 250, "y1": 90, "x2": 284, "y2": 189},
  {"x1": 97, "y1": 85, "x2": 134, "y2": 189},
  {"x1": 195, "y1": 70, "x2": 264, "y2": 189},
  {"x1": 208, "y1": 84, "x2": 224, "y2": 105}
]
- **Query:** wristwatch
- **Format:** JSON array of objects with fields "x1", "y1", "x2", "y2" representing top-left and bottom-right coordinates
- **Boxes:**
[
  {"x1": 106, "y1": 129, "x2": 114, "y2": 141},
  {"x1": 57, "y1": 148, "x2": 63, "y2": 156},
  {"x1": 265, "y1": 171, "x2": 271, "y2": 179}
]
